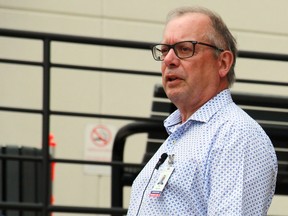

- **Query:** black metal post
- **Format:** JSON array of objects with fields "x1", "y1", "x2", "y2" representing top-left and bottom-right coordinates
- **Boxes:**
[{"x1": 42, "y1": 38, "x2": 51, "y2": 216}]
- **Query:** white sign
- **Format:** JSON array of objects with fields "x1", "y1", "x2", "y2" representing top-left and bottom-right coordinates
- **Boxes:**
[{"x1": 84, "y1": 124, "x2": 116, "y2": 175}]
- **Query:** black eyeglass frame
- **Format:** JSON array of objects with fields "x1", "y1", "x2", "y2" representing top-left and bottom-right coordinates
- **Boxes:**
[{"x1": 151, "y1": 40, "x2": 224, "y2": 61}]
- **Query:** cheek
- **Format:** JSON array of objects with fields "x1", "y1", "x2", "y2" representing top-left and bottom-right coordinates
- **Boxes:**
[{"x1": 161, "y1": 63, "x2": 166, "y2": 74}]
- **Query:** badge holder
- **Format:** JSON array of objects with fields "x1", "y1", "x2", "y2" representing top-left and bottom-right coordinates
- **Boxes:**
[{"x1": 150, "y1": 154, "x2": 175, "y2": 197}]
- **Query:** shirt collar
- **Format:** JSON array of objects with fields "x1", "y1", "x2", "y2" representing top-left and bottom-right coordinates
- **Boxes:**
[{"x1": 164, "y1": 89, "x2": 233, "y2": 134}]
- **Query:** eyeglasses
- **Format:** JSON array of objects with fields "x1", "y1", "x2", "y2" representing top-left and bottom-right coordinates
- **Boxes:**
[{"x1": 151, "y1": 40, "x2": 224, "y2": 61}]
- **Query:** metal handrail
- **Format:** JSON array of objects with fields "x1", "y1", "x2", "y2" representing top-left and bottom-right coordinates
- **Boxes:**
[
  {"x1": 1, "y1": 28, "x2": 288, "y2": 61},
  {"x1": 0, "y1": 202, "x2": 127, "y2": 215}
]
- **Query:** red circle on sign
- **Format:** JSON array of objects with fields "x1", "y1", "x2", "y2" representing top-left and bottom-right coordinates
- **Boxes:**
[{"x1": 90, "y1": 125, "x2": 112, "y2": 147}]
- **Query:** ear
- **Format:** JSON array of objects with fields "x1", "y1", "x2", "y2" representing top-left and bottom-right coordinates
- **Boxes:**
[{"x1": 218, "y1": 51, "x2": 234, "y2": 78}]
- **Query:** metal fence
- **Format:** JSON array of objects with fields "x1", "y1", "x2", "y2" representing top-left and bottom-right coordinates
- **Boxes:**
[{"x1": 0, "y1": 28, "x2": 287, "y2": 215}]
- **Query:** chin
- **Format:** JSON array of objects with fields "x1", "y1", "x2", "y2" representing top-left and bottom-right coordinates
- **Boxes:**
[{"x1": 165, "y1": 89, "x2": 180, "y2": 102}]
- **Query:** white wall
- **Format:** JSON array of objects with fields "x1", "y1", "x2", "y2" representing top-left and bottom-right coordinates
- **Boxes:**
[{"x1": 0, "y1": 0, "x2": 287, "y2": 215}]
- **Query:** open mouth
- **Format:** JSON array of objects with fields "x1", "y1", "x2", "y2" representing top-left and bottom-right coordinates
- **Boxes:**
[
  {"x1": 168, "y1": 77, "x2": 177, "y2": 81},
  {"x1": 166, "y1": 75, "x2": 179, "y2": 82}
]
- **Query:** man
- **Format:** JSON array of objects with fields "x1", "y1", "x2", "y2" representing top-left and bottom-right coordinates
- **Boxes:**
[{"x1": 127, "y1": 6, "x2": 277, "y2": 216}]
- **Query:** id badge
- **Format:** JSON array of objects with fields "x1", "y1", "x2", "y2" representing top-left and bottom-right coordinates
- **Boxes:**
[{"x1": 150, "y1": 166, "x2": 175, "y2": 197}]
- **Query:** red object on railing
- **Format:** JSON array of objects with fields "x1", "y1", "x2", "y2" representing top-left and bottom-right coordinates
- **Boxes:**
[{"x1": 49, "y1": 133, "x2": 56, "y2": 210}]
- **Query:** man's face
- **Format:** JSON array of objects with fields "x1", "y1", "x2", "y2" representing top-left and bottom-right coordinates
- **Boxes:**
[{"x1": 161, "y1": 13, "x2": 224, "y2": 107}]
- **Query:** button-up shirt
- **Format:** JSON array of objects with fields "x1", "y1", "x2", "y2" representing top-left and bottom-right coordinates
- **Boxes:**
[{"x1": 127, "y1": 89, "x2": 278, "y2": 216}]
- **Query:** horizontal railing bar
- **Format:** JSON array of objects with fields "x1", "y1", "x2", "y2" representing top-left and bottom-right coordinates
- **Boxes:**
[
  {"x1": 3, "y1": 95, "x2": 288, "y2": 121},
  {"x1": 0, "y1": 106, "x2": 162, "y2": 122},
  {"x1": 0, "y1": 154, "x2": 42, "y2": 161},
  {"x1": 236, "y1": 78, "x2": 288, "y2": 86},
  {"x1": 0, "y1": 57, "x2": 161, "y2": 78},
  {"x1": 0, "y1": 202, "x2": 43, "y2": 211},
  {"x1": 52, "y1": 63, "x2": 161, "y2": 77},
  {"x1": 0, "y1": 28, "x2": 151, "y2": 50},
  {"x1": 1, "y1": 28, "x2": 288, "y2": 61},
  {"x1": 0, "y1": 202, "x2": 127, "y2": 214},
  {"x1": 0, "y1": 154, "x2": 145, "y2": 168},
  {"x1": 50, "y1": 110, "x2": 162, "y2": 122},
  {"x1": 1, "y1": 57, "x2": 286, "y2": 86},
  {"x1": 0, "y1": 106, "x2": 43, "y2": 114},
  {"x1": 49, "y1": 205, "x2": 127, "y2": 214},
  {"x1": 238, "y1": 50, "x2": 288, "y2": 62},
  {"x1": 52, "y1": 157, "x2": 145, "y2": 168},
  {"x1": 0, "y1": 58, "x2": 43, "y2": 66}
]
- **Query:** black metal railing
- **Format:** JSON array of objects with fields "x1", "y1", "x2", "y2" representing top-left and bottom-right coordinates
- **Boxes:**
[{"x1": 0, "y1": 28, "x2": 287, "y2": 215}]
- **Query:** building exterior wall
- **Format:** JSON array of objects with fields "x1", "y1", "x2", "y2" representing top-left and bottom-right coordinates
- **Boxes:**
[{"x1": 0, "y1": 0, "x2": 287, "y2": 215}]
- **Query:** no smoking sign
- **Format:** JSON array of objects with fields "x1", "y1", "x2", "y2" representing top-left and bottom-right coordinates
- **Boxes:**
[
  {"x1": 90, "y1": 125, "x2": 112, "y2": 147},
  {"x1": 84, "y1": 124, "x2": 116, "y2": 175}
]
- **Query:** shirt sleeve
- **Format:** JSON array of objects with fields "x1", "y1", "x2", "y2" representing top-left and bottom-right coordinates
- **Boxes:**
[{"x1": 205, "y1": 122, "x2": 278, "y2": 216}]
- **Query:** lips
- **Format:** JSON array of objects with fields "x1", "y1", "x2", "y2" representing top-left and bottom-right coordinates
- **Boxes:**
[
  {"x1": 168, "y1": 77, "x2": 177, "y2": 81},
  {"x1": 165, "y1": 74, "x2": 180, "y2": 82}
]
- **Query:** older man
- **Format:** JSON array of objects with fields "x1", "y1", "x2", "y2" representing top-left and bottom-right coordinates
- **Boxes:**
[{"x1": 127, "y1": 6, "x2": 277, "y2": 216}]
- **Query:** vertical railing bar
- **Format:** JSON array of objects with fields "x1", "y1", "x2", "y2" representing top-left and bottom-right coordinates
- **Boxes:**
[{"x1": 42, "y1": 38, "x2": 51, "y2": 216}]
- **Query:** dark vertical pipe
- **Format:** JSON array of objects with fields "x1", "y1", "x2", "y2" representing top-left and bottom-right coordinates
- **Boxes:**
[{"x1": 42, "y1": 38, "x2": 51, "y2": 216}]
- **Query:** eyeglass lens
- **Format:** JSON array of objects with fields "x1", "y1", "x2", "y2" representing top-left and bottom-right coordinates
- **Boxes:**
[{"x1": 153, "y1": 41, "x2": 195, "y2": 60}]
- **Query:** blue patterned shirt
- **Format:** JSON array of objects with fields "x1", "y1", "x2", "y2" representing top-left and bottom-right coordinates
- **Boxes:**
[{"x1": 127, "y1": 89, "x2": 278, "y2": 216}]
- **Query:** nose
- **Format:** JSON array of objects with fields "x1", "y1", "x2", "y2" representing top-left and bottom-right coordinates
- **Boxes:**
[{"x1": 163, "y1": 48, "x2": 180, "y2": 67}]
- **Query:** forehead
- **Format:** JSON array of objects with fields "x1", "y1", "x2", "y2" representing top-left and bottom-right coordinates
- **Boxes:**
[{"x1": 163, "y1": 13, "x2": 211, "y2": 43}]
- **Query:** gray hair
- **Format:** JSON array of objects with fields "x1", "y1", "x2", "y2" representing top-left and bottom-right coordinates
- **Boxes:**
[{"x1": 166, "y1": 6, "x2": 237, "y2": 86}]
